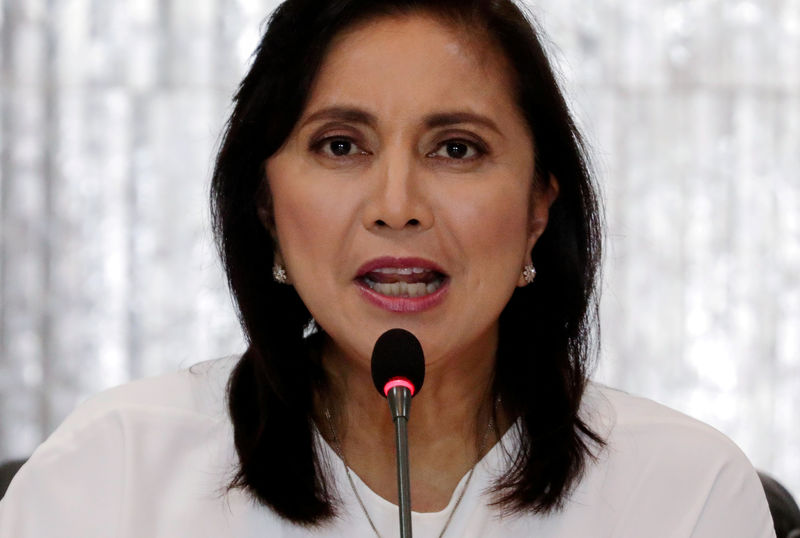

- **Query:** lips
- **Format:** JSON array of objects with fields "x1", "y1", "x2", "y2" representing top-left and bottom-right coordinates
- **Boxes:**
[{"x1": 355, "y1": 257, "x2": 449, "y2": 302}]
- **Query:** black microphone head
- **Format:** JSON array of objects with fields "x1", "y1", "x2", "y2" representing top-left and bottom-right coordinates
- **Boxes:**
[{"x1": 371, "y1": 328, "x2": 425, "y2": 397}]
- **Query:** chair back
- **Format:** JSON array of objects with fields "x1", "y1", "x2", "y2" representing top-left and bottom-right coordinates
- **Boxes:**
[
  {"x1": 759, "y1": 471, "x2": 800, "y2": 538},
  {"x1": 0, "y1": 458, "x2": 27, "y2": 501}
]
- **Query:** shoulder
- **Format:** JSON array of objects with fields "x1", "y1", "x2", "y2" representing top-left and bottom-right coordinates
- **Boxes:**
[
  {"x1": 583, "y1": 383, "x2": 758, "y2": 490},
  {"x1": 29, "y1": 354, "x2": 241, "y2": 474},
  {"x1": 586, "y1": 384, "x2": 742, "y2": 454},
  {"x1": 571, "y1": 384, "x2": 775, "y2": 537},
  {"x1": 55, "y1": 355, "x2": 239, "y2": 431},
  {"x1": 0, "y1": 356, "x2": 242, "y2": 538}
]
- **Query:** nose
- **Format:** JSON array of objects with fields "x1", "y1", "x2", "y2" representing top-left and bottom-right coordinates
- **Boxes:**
[{"x1": 362, "y1": 154, "x2": 434, "y2": 232}]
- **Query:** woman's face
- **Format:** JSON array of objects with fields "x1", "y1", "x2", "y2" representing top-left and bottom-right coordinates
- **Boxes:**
[{"x1": 265, "y1": 14, "x2": 554, "y2": 372}]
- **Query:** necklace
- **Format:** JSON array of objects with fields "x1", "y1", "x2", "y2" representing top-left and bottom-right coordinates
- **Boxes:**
[{"x1": 323, "y1": 406, "x2": 494, "y2": 538}]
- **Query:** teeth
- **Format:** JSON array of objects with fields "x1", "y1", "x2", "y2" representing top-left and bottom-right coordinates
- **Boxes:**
[
  {"x1": 373, "y1": 267, "x2": 429, "y2": 275},
  {"x1": 365, "y1": 278, "x2": 443, "y2": 297}
]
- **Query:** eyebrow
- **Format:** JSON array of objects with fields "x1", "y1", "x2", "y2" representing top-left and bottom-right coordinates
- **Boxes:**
[
  {"x1": 299, "y1": 106, "x2": 503, "y2": 136},
  {"x1": 424, "y1": 112, "x2": 502, "y2": 136},
  {"x1": 300, "y1": 107, "x2": 377, "y2": 129}
]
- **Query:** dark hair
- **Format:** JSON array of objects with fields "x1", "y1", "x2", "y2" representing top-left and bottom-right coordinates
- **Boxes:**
[{"x1": 211, "y1": 0, "x2": 604, "y2": 525}]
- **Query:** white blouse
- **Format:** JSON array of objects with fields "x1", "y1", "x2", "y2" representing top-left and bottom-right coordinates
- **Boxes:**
[{"x1": 0, "y1": 357, "x2": 776, "y2": 537}]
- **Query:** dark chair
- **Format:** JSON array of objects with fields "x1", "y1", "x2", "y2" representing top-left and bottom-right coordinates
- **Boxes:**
[
  {"x1": 0, "y1": 458, "x2": 27, "y2": 501},
  {"x1": 759, "y1": 471, "x2": 800, "y2": 538}
]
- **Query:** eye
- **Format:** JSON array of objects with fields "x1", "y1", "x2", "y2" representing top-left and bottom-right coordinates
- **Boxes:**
[
  {"x1": 428, "y1": 139, "x2": 484, "y2": 160},
  {"x1": 313, "y1": 137, "x2": 367, "y2": 158}
]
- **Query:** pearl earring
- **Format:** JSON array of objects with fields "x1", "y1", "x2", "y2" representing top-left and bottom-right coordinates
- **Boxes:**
[
  {"x1": 272, "y1": 263, "x2": 287, "y2": 284},
  {"x1": 522, "y1": 264, "x2": 536, "y2": 284}
]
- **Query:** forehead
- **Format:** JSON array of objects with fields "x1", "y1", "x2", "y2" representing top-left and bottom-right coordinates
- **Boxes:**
[{"x1": 303, "y1": 14, "x2": 521, "y2": 124}]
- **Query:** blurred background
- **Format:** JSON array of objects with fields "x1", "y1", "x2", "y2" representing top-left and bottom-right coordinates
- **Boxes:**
[{"x1": 0, "y1": 0, "x2": 798, "y2": 500}]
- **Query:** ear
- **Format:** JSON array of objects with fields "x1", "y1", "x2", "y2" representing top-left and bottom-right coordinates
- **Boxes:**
[
  {"x1": 256, "y1": 171, "x2": 292, "y2": 284},
  {"x1": 517, "y1": 174, "x2": 559, "y2": 287},
  {"x1": 256, "y1": 169, "x2": 275, "y2": 235}
]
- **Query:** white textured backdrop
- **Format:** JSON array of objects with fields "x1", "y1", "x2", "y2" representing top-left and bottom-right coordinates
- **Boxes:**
[{"x1": 0, "y1": 0, "x2": 798, "y2": 500}]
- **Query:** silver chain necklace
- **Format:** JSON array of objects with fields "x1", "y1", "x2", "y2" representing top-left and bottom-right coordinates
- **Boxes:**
[{"x1": 323, "y1": 406, "x2": 494, "y2": 538}]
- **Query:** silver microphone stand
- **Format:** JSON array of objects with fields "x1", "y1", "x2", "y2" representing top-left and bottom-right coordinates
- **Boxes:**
[{"x1": 387, "y1": 385, "x2": 413, "y2": 538}]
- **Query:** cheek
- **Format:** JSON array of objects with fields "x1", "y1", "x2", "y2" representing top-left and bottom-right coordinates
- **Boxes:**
[
  {"x1": 445, "y1": 186, "x2": 532, "y2": 260},
  {"x1": 279, "y1": 202, "x2": 326, "y2": 245},
  {"x1": 266, "y1": 158, "x2": 360, "y2": 280},
  {"x1": 270, "y1": 188, "x2": 318, "y2": 259},
  {"x1": 267, "y1": 160, "x2": 328, "y2": 263}
]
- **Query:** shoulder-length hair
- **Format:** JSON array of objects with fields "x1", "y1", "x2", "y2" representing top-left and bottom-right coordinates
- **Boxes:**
[{"x1": 211, "y1": 0, "x2": 604, "y2": 525}]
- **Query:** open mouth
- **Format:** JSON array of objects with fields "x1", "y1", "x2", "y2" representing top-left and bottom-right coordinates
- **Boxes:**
[{"x1": 359, "y1": 267, "x2": 448, "y2": 298}]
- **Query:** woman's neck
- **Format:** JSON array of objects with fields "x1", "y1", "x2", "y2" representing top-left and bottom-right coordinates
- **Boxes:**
[{"x1": 315, "y1": 336, "x2": 509, "y2": 512}]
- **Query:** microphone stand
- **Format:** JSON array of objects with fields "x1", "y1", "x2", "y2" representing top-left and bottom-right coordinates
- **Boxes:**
[{"x1": 387, "y1": 385, "x2": 413, "y2": 538}]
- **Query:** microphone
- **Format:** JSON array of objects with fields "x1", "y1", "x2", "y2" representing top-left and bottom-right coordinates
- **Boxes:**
[
  {"x1": 371, "y1": 329, "x2": 425, "y2": 538},
  {"x1": 371, "y1": 328, "x2": 425, "y2": 400}
]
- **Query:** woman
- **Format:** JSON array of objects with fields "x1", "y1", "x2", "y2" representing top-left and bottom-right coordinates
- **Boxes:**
[{"x1": 0, "y1": 0, "x2": 775, "y2": 536}]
